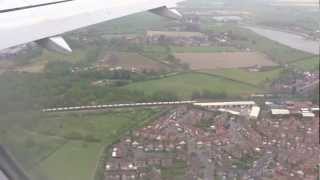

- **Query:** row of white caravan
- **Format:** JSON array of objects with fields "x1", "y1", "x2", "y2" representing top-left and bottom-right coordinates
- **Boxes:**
[{"x1": 42, "y1": 101, "x2": 197, "y2": 112}]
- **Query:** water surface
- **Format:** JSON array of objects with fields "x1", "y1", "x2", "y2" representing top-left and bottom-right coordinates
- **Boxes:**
[{"x1": 245, "y1": 26, "x2": 319, "y2": 55}]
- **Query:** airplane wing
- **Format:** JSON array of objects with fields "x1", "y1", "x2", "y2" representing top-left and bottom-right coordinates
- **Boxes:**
[{"x1": 0, "y1": 0, "x2": 184, "y2": 52}]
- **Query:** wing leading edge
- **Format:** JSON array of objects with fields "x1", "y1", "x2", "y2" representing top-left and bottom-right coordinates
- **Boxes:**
[{"x1": 0, "y1": 0, "x2": 184, "y2": 52}]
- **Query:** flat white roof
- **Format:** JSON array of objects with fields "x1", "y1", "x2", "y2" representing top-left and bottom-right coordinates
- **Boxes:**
[
  {"x1": 302, "y1": 112, "x2": 315, "y2": 118},
  {"x1": 112, "y1": 151, "x2": 117, "y2": 157},
  {"x1": 194, "y1": 101, "x2": 255, "y2": 107},
  {"x1": 218, "y1": 108, "x2": 240, "y2": 115},
  {"x1": 271, "y1": 109, "x2": 290, "y2": 115},
  {"x1": 265, "y1": 101, "x2": 274, "y2": 105},
  {"x1": 311, "y1": 107, "x2": 319, "y2": 111},
  {"x1": 212, "y1": 16, "x2": 243, "y2": 21},
  {"x1": 250, "y1": 106, "x2": 261, "y2": 118}
]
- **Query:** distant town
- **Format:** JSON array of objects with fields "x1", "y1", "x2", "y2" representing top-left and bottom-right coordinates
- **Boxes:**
[{"x1": 102, "y1": 99, "x2": 319, "y2": 180}]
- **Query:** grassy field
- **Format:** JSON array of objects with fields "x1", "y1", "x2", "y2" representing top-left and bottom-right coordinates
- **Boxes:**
[
  {"x1": 141, "y1": 45, "x2": 239, "y2": 63},
  {"x1": 101, "y1": 52, "x2": 167, "y2": 71},
  {"x1": 175, "y1": 52, "x2": 277, "y2": 70},
  {"x1": 200, "y1": 68, "x2": 283, "y2": 86},
  {"x1": 291, "y1": 56, "x2": 319, "y2": 72},
  {"x1": 38, "y1": 141, "x2": 102, "y2": 180},
  {"x1": 11, "y1": 47, "x2": 101, "y2": 73},
  {"x1": 0, "y1": 108, "x2": 160, "y2": 180},
  {"x1": 15, "y1": 60, "x2": 48, "y2": 73},
  {"x1": 123, "y1": 72, "x2": 260, "y2": 98},
  {"x1": 34, "y1": 47, "x2": 101, "y2": 64},
  {"x1": 142, "y1": 45, "x2": 171, "y2": 61},
  {"x1": 170, "y1": 46, "x2": 238, "y2": 53}
]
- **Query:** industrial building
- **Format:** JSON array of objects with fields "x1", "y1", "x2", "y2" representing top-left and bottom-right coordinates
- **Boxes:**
[
  {"x1": 250, "y1": 106, "x2": 261, "y2": 119},
  {"x1": 212, "y1": 16, "x2": 243, "y2": 23},
  {"x1": 271, "y1": 109, "x2": 290, "y2": 116}
]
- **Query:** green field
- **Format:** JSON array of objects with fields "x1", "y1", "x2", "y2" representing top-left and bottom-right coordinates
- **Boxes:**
[
  {"x1": 291, "y1": 56, "x2": 319, "y2": 72},
  {"x1": 0, "y1": 108, "x2": 160, "y2": 180},
  {"x1": 34, "y1": 46, "x2": 102, "y2": 64},
  {"x1": 142, "y1": 45, "x2": 171, "y2": 61},
  {"x1": 141, "y1": 45, "x2": 239, "y2": 63},
  {"x1": 123, "y1": 72, "x2": 260, "y2": 98},
  {"x1": 200, "y1": 68, "x2": 283, "y2": 86},
  {"x1": 170, "y1": 46, "x2": 238, "y2": 53},
  {"x1": 38, "y1": 141, "x2": 102, "y2": 180}
]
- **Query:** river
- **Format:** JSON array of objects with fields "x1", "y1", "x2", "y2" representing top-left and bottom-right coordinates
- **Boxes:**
[{"x1": 245, "y1": 26, "x2": 319, "y2": 55}]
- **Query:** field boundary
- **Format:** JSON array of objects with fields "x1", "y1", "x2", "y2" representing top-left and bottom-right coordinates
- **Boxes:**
[
  {"x1": 34, "y1": 139, "x2": 69, "y2": 167},
  {"x1": 138, "y1": 52, "x2": 174, "y2": 68},
  {"x1": 286, "y1": 55, "x2": 318, "y2": 65},
  {"x1": 175, "y1": 52, "x2": 278, "y2": 69},
  {"x1": 194, "y1": 71, "x2": 262, "y2": 88}
]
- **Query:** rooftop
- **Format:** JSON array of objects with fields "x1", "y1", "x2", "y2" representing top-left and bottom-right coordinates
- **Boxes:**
[
  {"x1": 212, "y1": 16, "x2": 243, "y2": 21},
  {"x1": 218, "y1": 108, "x2": 240, "y2": 115},
  {"x1": 271, "y1": 109, "x2": 290, "y2": 115},
  {"x1": 194, "y1": 101, "x2": 256, "y2": 107},
  {"x1": 250, "y1": 106, "x2": 261, "y2": 118},
  {"x1": 302, "y1": 112, "x2": 315, "y2": 118}
]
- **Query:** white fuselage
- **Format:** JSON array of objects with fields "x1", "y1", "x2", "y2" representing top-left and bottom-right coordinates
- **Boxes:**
[{"x1": 0, "y1": 0, "x2": 182, "y2": 50}]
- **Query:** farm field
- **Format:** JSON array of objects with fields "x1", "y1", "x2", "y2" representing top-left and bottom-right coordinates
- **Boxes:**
[
  {"x1": 200, "y1": 68, "x2": 283, "y2": 86},
  {"x1": 141, "y1": 45, "x2": 171, "y2": 62},
  {"x1": 0, "y1": 48, "x2": 100, "y2": 74},
  {"x1": 0, "y1": 59, "x2": 14, "y2": 74},
  {"x1": 100, "y1": 52, "x2": 167, "y2": 71},
  {"x1": 123, "y1": 72, "x2": 260, "y2": 98},
  {"x1": 0, "y1": 108, "x2": 160, "y2": 180},
  {"x1": 170, "y1": 46, "x2": 238, "y2": 53},
  {"x1": 33, "y1": 49, "x2": 97, "y2": 64},
  {"x1": 175, "y1": 52, "x2": 277, "y2": 70},
  {"x1": 15, "y1": 60, "x2": 48, "y2": 73},
  {"x1": 291, "y1": 56, "x2": 319, "y2": 72},
  {"x1": 38, "y1": 141, "x2": 102, "y2": 180}
]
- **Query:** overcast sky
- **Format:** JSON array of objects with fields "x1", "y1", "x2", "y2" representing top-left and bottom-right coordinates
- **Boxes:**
[{"x1": 276, "y1": 0, "x2": 318, "y2": 3}]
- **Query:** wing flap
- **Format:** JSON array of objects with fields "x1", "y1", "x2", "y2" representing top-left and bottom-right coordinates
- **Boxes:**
[
  {"x1": 36, "y1": 36, "x2": 72, "y2": 53},
  {"x1": 0, "y1": 0, "x2": 73, "y2": 11},
  {"x1": 0, "y1": 0, "x2": 184, "y2": 50}
]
